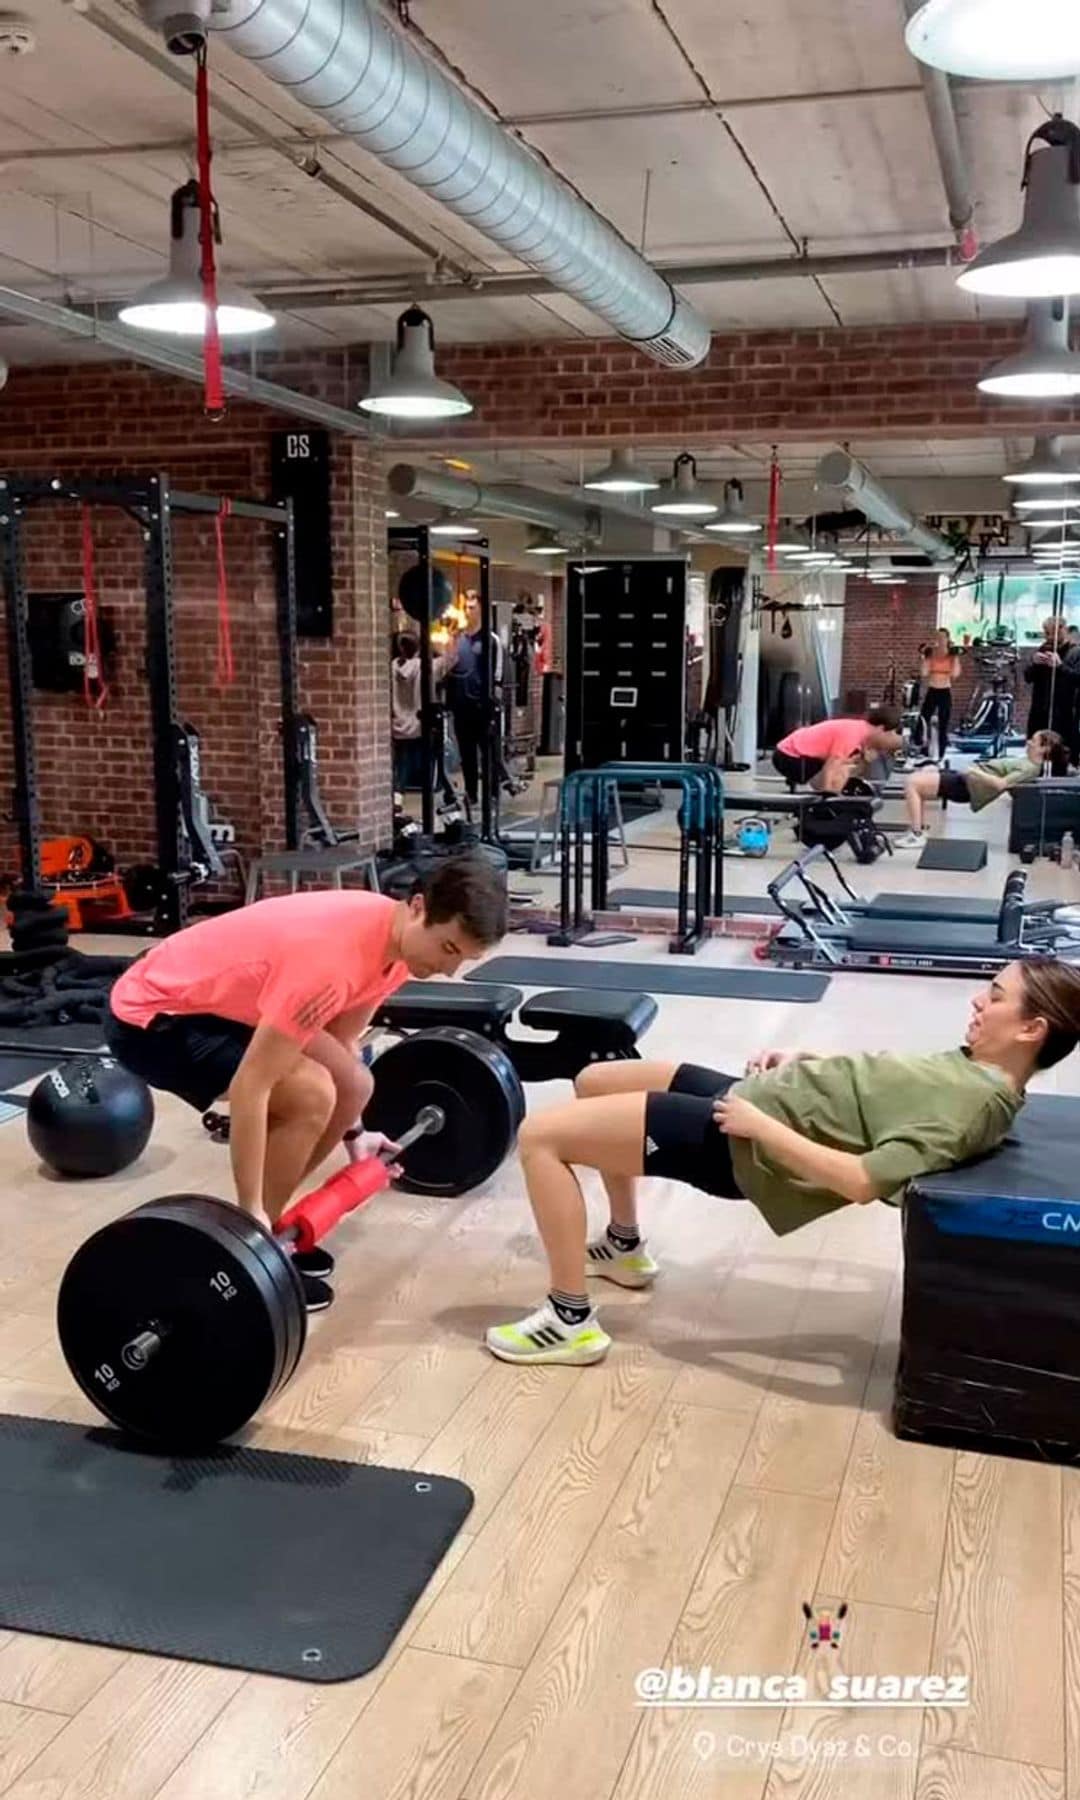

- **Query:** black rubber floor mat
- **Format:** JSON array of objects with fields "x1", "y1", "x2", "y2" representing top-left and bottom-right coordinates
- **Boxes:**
[
  {"x1": 0, "y1": 1026, "x2": 106, "y2": 1089},
  {"x1": 608, "y1": 888, "x2": 780, "y2": 915},
  {"x1": 917, "y1": 838, "x2": 988, "y2": 872},
  {"x1": 469, "y1": 957, "x2": 829, "y2": 1002},
  {"x1": 0, "y1": 1415, "x2": 472, "y2": 1682}
]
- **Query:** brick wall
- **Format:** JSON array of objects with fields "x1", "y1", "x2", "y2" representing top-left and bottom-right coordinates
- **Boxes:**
[
  {"x1": 0, "y1": 362, "x2": 389, "y2": 893},
  {"x1": 839, "y1": 575, "x2": 940, "y2": 711},
  {"x1": 411, "y1": 321, "x2": 1079, "y2": 445}
]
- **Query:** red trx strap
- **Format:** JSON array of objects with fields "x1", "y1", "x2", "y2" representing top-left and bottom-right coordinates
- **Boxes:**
[
  {"x1": 214, "y1": 500, "x2": 235, "y2": 686},
  {"x1": 79, "y1": 506, "x2": 108, "y2": 710},
  {"x1": 766, "y1": 446, "x2": 781, "y2": 574},
  {"x1": 195, "y1": 47, "x2": 224, "y2": 420}
]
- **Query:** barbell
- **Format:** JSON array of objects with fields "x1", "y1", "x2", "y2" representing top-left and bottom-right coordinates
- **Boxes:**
[{"x1": 56, "y1": 1027, "x2": 525, "y2": 1451}]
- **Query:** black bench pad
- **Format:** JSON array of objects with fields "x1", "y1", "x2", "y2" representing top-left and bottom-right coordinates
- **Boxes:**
[
  {"x1": 373, "y1": 982, "x2": 522, "y2": 1030},
  {"x1": 519, "y1": 989, "x2": 658, "y2": 1037}
]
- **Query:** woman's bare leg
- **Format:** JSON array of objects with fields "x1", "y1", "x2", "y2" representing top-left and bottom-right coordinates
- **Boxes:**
[
  {"x1": 517, "y1": 1093, "x2": 651, "y2": 1294},
  {"x1": 573, "y1": 1061, "x2": 678, "y2": 1233},
  {"x1": 904, "y1": 767, "x2": 940, "y2": 832}
]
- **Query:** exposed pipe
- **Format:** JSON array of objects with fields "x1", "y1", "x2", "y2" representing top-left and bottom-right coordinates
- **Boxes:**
[
  {"x1": 256, "y1": 242, "x2": 956, "y2": 310},
  {"x1": 815, "y1": 449, "x2": 953, "y2": 560},
  {"x1": 0, "y1": 283, "x2": 375, "y2": 436},
  {"x1": 902, "y1": 0, "x2": 978, "y2": 255},
  {"x1": 387, "y1": 462, "x2": 679, "y2": 541},
  {"x1": 80, "y1": 2, "x2": 473, "y2": 277},
  {"x1": 503, "y1": 86, "x2": 925, "y2": 127},
  {"x1": 204, "y1": 0, "x2": 710, "y2": 367}
]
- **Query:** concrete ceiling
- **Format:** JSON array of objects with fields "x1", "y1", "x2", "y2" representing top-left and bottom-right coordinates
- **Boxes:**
[{"x1": 0, "y1": 0, "x2": 1064, "y2": 366}]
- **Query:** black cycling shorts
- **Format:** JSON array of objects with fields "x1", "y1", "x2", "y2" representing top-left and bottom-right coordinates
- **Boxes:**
[
  {"x1": 773, "y1": 748, "x2": 825, "y2": 787},
  {"x1": 937, "y1": 767, "x2": 971, "y2": 806},
  {"x1": 105, "y1": 1006, "x2": 254, "y2": 1114},
  {"x1": 643, "y1": 1064, "x2": 745, "y2": 1199}
]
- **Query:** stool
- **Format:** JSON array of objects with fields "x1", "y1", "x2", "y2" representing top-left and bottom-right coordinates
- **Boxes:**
[
  {"x1": 244, "y1": 846, "x2": 379, "y2": 904},
  {"x1": 533, "y1": 777, "x2": 629, "y2": 874}
]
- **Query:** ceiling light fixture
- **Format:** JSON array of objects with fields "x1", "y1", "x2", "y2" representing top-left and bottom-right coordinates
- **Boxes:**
[
  {"x1": 118, "y1": 181, "x2": 275, "y2": 338},
  {"x1": 650, "y1": 453, "x2": 718, "y2": 517},
  {"x1": 904, "y1": 0, "x2": 1080, "y2": 81},
  {"x1": 1015, "y1": 493, "x2": 1080, "y2": 511},
  {"x1": 958, "y1": 118, "x2": 1080, "y2": 299},
  {"x1": 385, "y1": 509, "x2": 400, "y2": 519},
  {"x1": 359, "y1": 305, "x2": 473, "y2": 420},
  {"x1": 978, "y1": 301, "x2": 1080, "y2": 398},
  {"x1": 429, "y1": 517, "x2": 480, "y2": 537},
  {"x1": 525, "y1": 527, "x2": 567, "y2": 556},
  {"x1": 1004, "y1": 434, "x2": 1080, "y2": 484},
  {"x1": 582, "y1": 448, "x2": 659, "y2": 493},
  {"x1": 706, "y1": 478, "x2": 763, "y2": 536}
]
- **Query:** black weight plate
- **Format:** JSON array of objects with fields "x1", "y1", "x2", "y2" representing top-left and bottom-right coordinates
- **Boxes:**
[
  {"x1": 57, "y1": 1196, "x2": 306, "y2": 1450},
  {"x1": 366, "y1": 1026, "x2": 524, "y2": 1197}
]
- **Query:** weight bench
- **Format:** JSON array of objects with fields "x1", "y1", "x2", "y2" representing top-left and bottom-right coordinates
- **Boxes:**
[
  {"x1": 372, "y1": 981, "x2": 657, "y2": 1083},
  {"x1": 895, "y1": 1095, "x2": 1080, "y2": 1463}
]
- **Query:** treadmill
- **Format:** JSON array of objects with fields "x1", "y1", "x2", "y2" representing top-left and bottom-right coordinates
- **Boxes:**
[{"x1": 766, "y1": 845, "x2": 1080, "y2": 977}]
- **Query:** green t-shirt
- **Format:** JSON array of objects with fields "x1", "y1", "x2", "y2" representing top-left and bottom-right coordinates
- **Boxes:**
[
  {"x1": 729, "y1": 1049, "x2": 1022, "y2": 1236},
  {"x1": 965, "y1": 757, "x2": 1039, "y2": 812}
]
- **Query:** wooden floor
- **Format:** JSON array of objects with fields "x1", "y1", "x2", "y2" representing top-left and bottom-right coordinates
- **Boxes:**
[{"x1": 0, "y1": 788, "x2": 1078, "y2": 1799}]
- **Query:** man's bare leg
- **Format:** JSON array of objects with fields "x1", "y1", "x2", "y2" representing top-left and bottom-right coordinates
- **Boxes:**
[
  {"x1": 574, "y1": 1060, "x2": 678, "y2": 1234},
  {"x1": 235, "y1": 1061, "x2": 335, "y2": 1222}
]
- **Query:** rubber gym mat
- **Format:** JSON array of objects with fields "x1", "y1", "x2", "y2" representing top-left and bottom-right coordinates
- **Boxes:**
[
  {"x1": 917, "y1": 838, "x2": 989, "y2": 872},
  {"x1": 0, "y1": 1415, "x2": 472, "y2": 1682},
  {"x1": 868, "y1": 892, "x2": 998, "y2": 922},
  {"x1": 608, "y1": 888, "x2": 780, "y2": 915},
  {"x1": 470, "y1": 957, "x2": 829, "y2": 1001}
]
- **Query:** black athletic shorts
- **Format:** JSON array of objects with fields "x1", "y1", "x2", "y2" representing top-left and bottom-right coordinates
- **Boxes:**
[
  {"x1": 772, "y1": 748, "x2": 825, "y2": 787},
  {"x1": 937, "y1": 768, "x2": 971, "y2": 805},
  {"x1": 643, "y1": 1064, "x2": 745, "y2": 1198},
  {"x1": 105, "y1": 1005, "x2": 254, "y2": 1114}
]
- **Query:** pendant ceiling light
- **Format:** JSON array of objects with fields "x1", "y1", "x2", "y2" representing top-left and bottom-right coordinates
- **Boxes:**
[
  {"x1": 429, "y1": 517, "x2": 480, "y2": 537},
  {"x1": 118, "y1": 182, "x2": 274, "y2": 337},
  {"x1": 1004, "y1": 435, "x2": 1080, "y2": 485},
  {"x1": 525, "y1": 527, "x2": 566, "y2": 556},
  {"x1": 582, "y1": 448, "x2": 659, "y2": 493},
  {"x1": 650, "y1": 454, "x2": 718, "y2": 517},
  {"x1": 904, "y1": 0, "x2": 1080, "y2": 81},
  {"x1": 957, "y1": 118, "x2": 1080, "y2": 299},
  {"x1": 978, "y1": 301, "x2": 1080, "y2": 398},
  {"x1": 1015, "y1": 492, "x2": 1080, "y2": 511},
  {"x1": 359, "y1": 305, "x2": 473, "y2": 420},
  {"x1": 706, "y1": 478, "x2": 764, "y2": 535}
]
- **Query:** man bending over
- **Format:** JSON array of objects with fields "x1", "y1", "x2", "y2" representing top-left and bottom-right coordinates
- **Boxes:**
[
  {"x1": 487, "y1": 959, "x2": 1080, "y2": 1364},
  {"x1": 107, "y1": 857, "x2": 506, "y2": 1311},
  {"x1": 773, "y1": 706, "x2": 903, "y2": 793}
]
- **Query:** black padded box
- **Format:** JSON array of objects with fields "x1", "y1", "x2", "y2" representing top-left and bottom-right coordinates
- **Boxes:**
[{"x1": 895, "y1": 1095, "x2": 1080, "y2": 1462}]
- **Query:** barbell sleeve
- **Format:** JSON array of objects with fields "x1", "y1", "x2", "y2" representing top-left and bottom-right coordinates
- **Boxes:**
[{"x1": 274, "y1": 1103, "x2": 446, "y2": 1254}]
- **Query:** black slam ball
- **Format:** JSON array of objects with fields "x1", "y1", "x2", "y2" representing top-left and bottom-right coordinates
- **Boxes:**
[{"x1": 27, "y1": 1056, "x2": 155, "y2": 1178}]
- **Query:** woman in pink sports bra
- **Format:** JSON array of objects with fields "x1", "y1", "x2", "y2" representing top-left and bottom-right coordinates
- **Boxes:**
[
  {"x1": 919, "y1": 628, "x2": 962, "y2": 759},
  {"x1": 773, "y1": 705, "x2": 903, "y2": 792}
]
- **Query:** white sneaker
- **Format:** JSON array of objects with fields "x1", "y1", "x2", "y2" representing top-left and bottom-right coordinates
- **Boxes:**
[
  {"x1": 894, "y1": 831, "x2": 927, "y2": 850},
  {"x1": 586, "y1": 1235, "x2": 660, "y2": 1288},
  {"x1": 486, "y1": 1298, "x2": 611, "y2": 1365}
]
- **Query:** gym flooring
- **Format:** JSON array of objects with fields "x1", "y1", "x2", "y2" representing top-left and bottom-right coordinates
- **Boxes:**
[{"x1": 0, "y1": 787, "x2": 1075, "y2": 1800}]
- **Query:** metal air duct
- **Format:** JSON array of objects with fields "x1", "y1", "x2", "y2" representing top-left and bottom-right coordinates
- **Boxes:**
[
  {"x1": 814, "y1": 450, "x2": 953, "y2": 560},
  {"x1": 198, "y1": 0, "x2": 710, "y2": 367}
]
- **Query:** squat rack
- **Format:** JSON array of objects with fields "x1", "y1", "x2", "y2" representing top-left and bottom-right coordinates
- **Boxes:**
[{"x1": 0, "y1": 472, "x2": 299, "y2": 934}]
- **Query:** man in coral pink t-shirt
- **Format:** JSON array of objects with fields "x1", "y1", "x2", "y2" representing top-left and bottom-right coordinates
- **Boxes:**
[
  {"x1": 107, "y1": 858, "x2": 506, "y2": 1311},
  {"x1": 773, "y1": 706, "x2": 903, "y2": 793}
]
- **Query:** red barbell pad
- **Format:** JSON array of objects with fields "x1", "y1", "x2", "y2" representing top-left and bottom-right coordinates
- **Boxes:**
[{"x1": 276, "y1": 1157, "x2": 390, "y2": 1254}]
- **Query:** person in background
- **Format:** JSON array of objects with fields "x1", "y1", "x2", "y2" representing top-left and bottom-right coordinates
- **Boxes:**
[
  {"x1": 1025, "y1": 616, "x2": 1076, "y2": 746},
  {"x1": 443, "y1": 590, "x2": 504, "y2": 809},
  {"x1": 772, "y1": 706, "x2": 903, "y2": 792},
  {"x1": 919, "y1": 628, "x2": 962, "y2": 759},
  {"x1": 895, "y1": 730, "x2": 1061, "y2": 850}
]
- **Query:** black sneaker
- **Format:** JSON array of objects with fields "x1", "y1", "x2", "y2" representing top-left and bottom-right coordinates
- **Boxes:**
[
  {"x1": 301, "y1": 1275, "x2": 334, "y2": 1314},
  {"x1": 293, "y1": 1248, "x2": 335, "y2": 1280}
]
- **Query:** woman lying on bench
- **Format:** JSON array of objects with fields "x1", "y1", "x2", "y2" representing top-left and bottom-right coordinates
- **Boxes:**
[
  {"x1": 487, "y1": 958, "x2": 1080, "y2": 1364},
  {"x1": 895, "y1": 730, "x2": 1063, "y2": 851}
]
